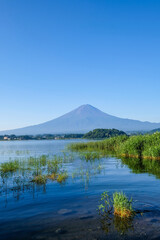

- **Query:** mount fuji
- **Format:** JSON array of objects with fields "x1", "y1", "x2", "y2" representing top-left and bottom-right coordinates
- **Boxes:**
[{"x1": 1, "y1": 104, "x2": 160, "y2": 135}]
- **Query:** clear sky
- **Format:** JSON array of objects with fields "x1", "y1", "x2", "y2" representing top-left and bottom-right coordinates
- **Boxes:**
[{"x1": 0, "y1": 0, "x2": 160, "y2": 130}]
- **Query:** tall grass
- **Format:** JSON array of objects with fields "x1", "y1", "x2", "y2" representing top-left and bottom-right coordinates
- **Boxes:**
[{"x1": 69, "y1": 133, "x2": 160, "y2": 160}]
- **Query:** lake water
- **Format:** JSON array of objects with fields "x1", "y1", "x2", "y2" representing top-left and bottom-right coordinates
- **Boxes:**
[{"x1": 1, "y1": 140, "x2": 160, "y2": 240}]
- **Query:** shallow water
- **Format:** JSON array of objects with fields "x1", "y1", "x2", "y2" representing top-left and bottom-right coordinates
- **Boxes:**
[{"x1": 1, "y1": 140, "x2": 160, "y2": 240}]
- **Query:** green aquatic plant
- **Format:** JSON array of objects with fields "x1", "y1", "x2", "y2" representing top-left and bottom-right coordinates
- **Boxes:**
[
  {"x1": 61, "y1": 151, "x2": 75, "y2": 163},
  {"x1": 57, "y1": 171, "x2": 68, "y2": 183},
  {"x1": 47, "y1": 172, "x2": 57, "y2": 180},
  {"x1": 79, "y1": 151, "x2": 101, "y2": 161},
  {"x1": 0, "y1": 160, "x2": 20, "y2": 173},
  {"x1": 98, "y1": 191, "x2": 112, "y2": 213},
  {"x1": 98, "y1": 191, "x2": 134, "y2": 218},
  {"x1": 32, "y1": 175, "x2": 47, "y2": 184},
  {"x1": 28, "y1": 155, "x2": 48, "y2": 168},
  {"x1": 0, "y1": 154, "x2": 69, "y2": 200},
  {"x1": 47, "y1": 155, "x2": 62, "y2": 175},
  {"x1": 113, "y1": 192, "x2": 133, "y2": 218},
  {"x1": 98, "y1": 191, "x2": 135, "y2": 235}
]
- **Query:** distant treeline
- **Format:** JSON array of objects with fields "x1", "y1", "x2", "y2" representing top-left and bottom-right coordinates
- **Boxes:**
[
  {"x1": 70, "y1": 132, "x2": 160, "y2": 160},
  {"x1": 1, "y1": 127, "x2": 158, "y2": 141},
  {"x1": 0, "y1": 134, "x2": 84, "y2": 141},
  {"x1": 83, "y1": 128, "x2": 127, "y2": 139},
  {"x1": 0, "y1": 129, "x2": 127, "y2": 141}
]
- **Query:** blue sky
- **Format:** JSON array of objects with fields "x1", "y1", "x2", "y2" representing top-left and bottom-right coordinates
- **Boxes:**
[{"x1": 0, "y1": 0, "x2": 160, "y2": 130}]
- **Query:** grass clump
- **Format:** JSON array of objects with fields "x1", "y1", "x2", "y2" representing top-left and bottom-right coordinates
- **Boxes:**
[
  {"x1": 113, "y1": 192, "x2": 133, "y2": 218},
  {"x1": 57, "y1": 171, "x2": 68, "y2": 183},
  {"x1": 32, "y1": 175, "x2": 47, "y2": 184},
  {"x1": 47, "y1": 173, "x2": 57, "y2": 180},
  {"x1": 98, "y1": 191, "x2": 135, "y2": 235},
  {"x1": 98, "y1": 191, "x2": 134, "y2": 218},
  {"x1": 0, "y1": 160, "x2": 20, "y2": 173}
]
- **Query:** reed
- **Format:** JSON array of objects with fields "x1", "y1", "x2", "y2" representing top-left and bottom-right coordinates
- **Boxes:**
[{"x1": 70, "y1": 133, "x2": 160, "y2": 160}]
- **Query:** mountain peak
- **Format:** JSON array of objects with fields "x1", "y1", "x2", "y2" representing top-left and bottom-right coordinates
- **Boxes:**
[
  {"x1": 75, "y1": 104, "x2": 100, "y2": 111},
  {"x1": 71, "y1": 104, "x2": 104, "y2": 116},
  {"x1": 1, "y1": 104, "x2": 160, "y2": 135},
  {"x1": 77, "y1": 104, "x2": 96, "y2": 108}
]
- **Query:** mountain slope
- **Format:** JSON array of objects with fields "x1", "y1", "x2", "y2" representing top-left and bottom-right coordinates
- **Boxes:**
[{"x1": 1, "y1": 104, "x2": 160, "y2": 135}]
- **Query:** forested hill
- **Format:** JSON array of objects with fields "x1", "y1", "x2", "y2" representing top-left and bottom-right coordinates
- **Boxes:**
[
  {"x1": 149, "y1": 128, "x2": 160, "y2": 134},
  {"x1": 83, "y1": 128, "x2": 127, "y2": 139}
]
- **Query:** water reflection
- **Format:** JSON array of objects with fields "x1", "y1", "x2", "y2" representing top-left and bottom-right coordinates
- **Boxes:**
[
  {"x1": 100, "y1": 212, "x2": 134, "y2": 235},
  {"x1": 2, "y1": 144, "x2": 160, "y2": 209},
  {"x1": 72, "y1": 151, "x2": 104, "y2": 189},
  {"x1": 120, "y1": 156, "x2": 160, "y2": 179},
  {"x1": 72, "y1": 161, "x2": 103, "y2": 189}
]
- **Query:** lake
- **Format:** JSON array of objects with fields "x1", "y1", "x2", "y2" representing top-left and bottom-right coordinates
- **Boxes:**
[{"x1": 1, "y1": 139, "x2": 160, "y2": 240}]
